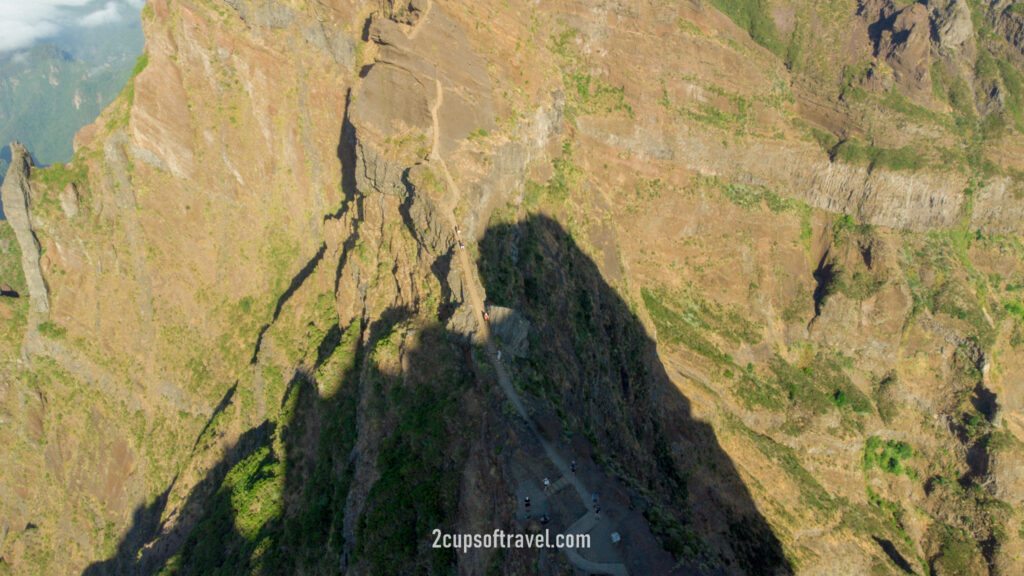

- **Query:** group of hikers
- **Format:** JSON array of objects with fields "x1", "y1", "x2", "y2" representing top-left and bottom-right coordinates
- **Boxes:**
[{"x1": 523, "y1": 460, "x2": 601, "y2": 522}]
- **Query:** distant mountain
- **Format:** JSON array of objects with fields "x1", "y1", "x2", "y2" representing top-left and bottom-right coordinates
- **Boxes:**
[{"x1": 0, "y1": 23, "x2": 143, "y2": 217}]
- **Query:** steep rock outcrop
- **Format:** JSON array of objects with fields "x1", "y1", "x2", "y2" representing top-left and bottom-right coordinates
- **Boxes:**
[
  {"x1": 995, "y1": 2, "x2": 1024, "y2": 57},
  {"x1": 879, "y1": 3, "x2": 933, "y2": 99},
  {"x1": 128, "y1": 25, "x2": 194, "y2": 178},
  {"x1": 0, "y1": 143, "x2": 48, "y2": 317},
  {"x1": 930, "y1": 0, "x2": 976, "y2": 57},
  {"x1": 225, "y1": 0, "x2": 295, "y2": 29},
  {"x1": 486, "y1": 304, "x2": 530, "y2": 358}
]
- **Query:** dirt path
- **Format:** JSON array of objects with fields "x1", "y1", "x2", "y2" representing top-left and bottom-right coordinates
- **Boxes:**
[{"x1": 423, "y1": 66, "x2": 628, "y2": 574}]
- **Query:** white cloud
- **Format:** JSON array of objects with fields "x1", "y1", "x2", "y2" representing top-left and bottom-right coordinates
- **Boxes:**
[
  {"x1": 0, "y1": 19, "x2": 60, "y2": 52},
  {"x1": 0, "y1": 0, "x2": 142, "y2": 52},
  {"x1": 81, "y1": 2, "x2": 123, "y2": 27}
]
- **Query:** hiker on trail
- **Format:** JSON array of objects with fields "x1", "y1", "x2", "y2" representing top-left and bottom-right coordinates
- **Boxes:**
[
  {"x1": 594, "y1": 504, "x2": 601, "y2": 520},
  {"x1": 592, "y1": 493, "x2": 598, "y2": 505},
  {"x1": 543, "y1": 477, "x2": 550, "y2": 492},
  {"x1": 497, "y1": 350, "x2": 502, "y2": 361},
  {"x1": 524, "y1": 496, "x2": 531, "y2": 518},
  {"x1": 483, "y1": 311, "x2": 490, "y2": 323},
  {"x1": 571, "y1": 460, "x2": 577, "y2": 474},
  {"x1": 540, "y1": 513, "x2": 550, "y2": 525}
]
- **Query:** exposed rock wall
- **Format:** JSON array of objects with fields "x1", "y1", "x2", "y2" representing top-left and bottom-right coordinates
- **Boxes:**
[
  {"x1": 0, "y1": 143, "x2": 48, "y2": 317},
  {"x1": 592, "y1": 122, "x2": 973, "y2": 230}
]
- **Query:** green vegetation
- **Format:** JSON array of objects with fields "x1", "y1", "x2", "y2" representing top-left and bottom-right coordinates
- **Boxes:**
[
  {"x1": 830, "y1": 139, "x2": 926, "y2": 172},
  {"x1": 676, "y1": 18, "x2": 702, "y2": 36},
  {"x1": 836, "y1": 269, "x2": 886, "y2": 301},
  {"x1": 384, "y1": 131, "x2": 429, "y2": 160},
  {"x1": 873, "y1": 373, "x2": 900, "y2": 424},
  {"x1": 976, "y1": 51, "x2": 999, "y2": 90},
  {"x1": 178, "y1": 444, "x2": 285, "y2": 573},
  {"x1": 647, "y1": 285, "x2": 761, "y2": 347},
  {"x1": 810, "y1": 127, "x2": 838, "y2": 151},
  {"x1": 644, "y1": 504, "x2": 703, "y2": 560},
  {"x1": 734, "y1": 366, "x2": 786, "y2": 411},
  {"x1": 161, "y1": 314, "x2": 364, "y2": 575},
  {"x1": 37, "y1": 320, "x2": 67, "y2": 339},
  {"x1": 770, "y1": 352, "x2": 871, "y2": 419},
  {"x1": 722, "y1": 183, "x2": 789, "y2": 212},
  {"x1": 523, "y1": 140, "x2": 582, "y2": 206},
  {"x1": 634, "y1": 177, "x2": 667, "y2": 201},
  {"x1": 32, "y1": 159, "x2": 89, "y2": 192},
  {"x1": 683, "y1": 100, "x2": 749, "y2": 130},
  {"x1": 641, "y1": 287, "x2": 732, "y2": 366},
  {"x1": 839, "y1": 60, "x2": 871, "y2": 103},
  {"x1": 660, "y1": 82, "x2": 751, "y2": 133},
  {"x1": 902, "y1": 230, "x2": 997, "y2": 346},
  {"x1": 863, "y1": 436, "x2": 916, "y2": 478},
  {"x1": 850, "y1": 485, "x2": 922, "y2": 571},
  {"x1": 699, "y1": 175, "x2": 805, "y2": 214},
  {"x1": 0, "y1": 223, "x2": 28, "y2": 351},
  {"x1": 356, "y1": 326, "x2": 470, "y2": 574},
  {"x1": 547, "y1": 140, "x2": 582, "y2": 200},
  {"x1": 124, "y1": 51, "x2": 150, "y2": 108},
  {"x1": 932, "y1": 526, "x2": 983, "y2": 576},
  {"x1": 550, "y1": 28, "x2": 633, "y2": 122},
  {"x1": 882, "y1": 89, "x2": 948, "y2": 127},
  {"x1": 939, "y1": 66, "x2": 977, "y2": 121},
  {"x1": 815, "y1": 216, "x2": 889, "y2": 303},
  {"x1": 725, "y1": 414, "x2": 835, "y2": 514},
  {"x1": 709, "y1": 0, "x2": 784, "y2": 55},
  {"x1": 996, "y1": 57, "x2": 1024, "y2": 132},
  {"x1": 931, "y1": 61, "x2": 948, "y2": 103}
]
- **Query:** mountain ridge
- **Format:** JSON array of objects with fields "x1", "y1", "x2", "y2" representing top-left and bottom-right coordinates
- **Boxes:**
[{"x1": 3, "y1": 0, "x2": 1024, "y2": 574}]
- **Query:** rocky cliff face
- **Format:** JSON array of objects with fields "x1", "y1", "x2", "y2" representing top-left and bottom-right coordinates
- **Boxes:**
[
  {"x1": 3, "y1": 0, "x2": 1024, "y2": 575},
  {"x1": 0, "y1": 143, "x2": 48, "y2": 318}
]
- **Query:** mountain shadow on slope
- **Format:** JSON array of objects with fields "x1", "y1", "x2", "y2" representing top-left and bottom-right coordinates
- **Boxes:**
[
  {"x1": 81, "y1": 304, "x2": 483, "y2": 575},
  {"x1": 477, "y1": 214, "x2": 792, "y2": 575},
  {"x1": 82, "y1": 213, "x2": 791, "y2": 576}
]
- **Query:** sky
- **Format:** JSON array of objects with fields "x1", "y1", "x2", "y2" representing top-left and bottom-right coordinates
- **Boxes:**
[{"x1": 0, "y1": 0, "x2": 146, "y2": 53}]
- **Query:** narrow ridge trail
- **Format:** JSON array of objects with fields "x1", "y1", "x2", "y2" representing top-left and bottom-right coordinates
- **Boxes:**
[{"x1": 422, "y1": 65, "x2": 628, "y2": 574}]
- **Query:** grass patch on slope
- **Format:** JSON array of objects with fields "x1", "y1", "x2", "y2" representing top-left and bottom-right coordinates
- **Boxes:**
[
  {"x1": 641, "y1": 287, "x2": 733, "y2": 366},
  {"x1": 709, "y1": 0, "x2": 784, "y2": 56},
  {"x1": 550, "y1": 28, "x2": 633, "y2": 122},
  {"x1": 863, "y1": 436, "x2": 917, "y2": 478}
]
